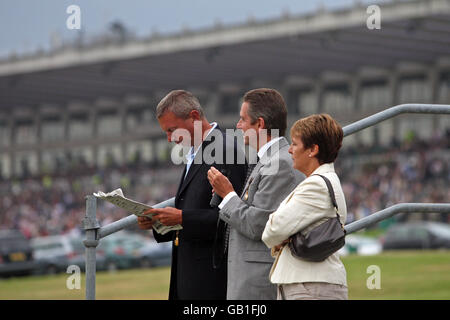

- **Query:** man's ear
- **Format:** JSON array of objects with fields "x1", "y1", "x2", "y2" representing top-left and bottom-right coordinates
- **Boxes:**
[
  {"x1": 257, "y1": 117, "x2": 266, "y2": 130},
  {"x1": 189, "y1": 110, "x2": 201, "y2": 121}
]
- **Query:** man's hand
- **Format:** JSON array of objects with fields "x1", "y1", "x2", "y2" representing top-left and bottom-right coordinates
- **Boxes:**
[
  {"x1": 145, "y1": 207, "x2": 182, "y2": 226},
  {"x1": 137, "y1": 209, "x2": 156, "y2": 230},
  {"x1": 207, "y1": 166, "x2": 234, "y2": 198}
]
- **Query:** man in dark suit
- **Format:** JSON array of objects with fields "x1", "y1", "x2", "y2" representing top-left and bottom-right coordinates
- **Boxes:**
[{"x1": 138, "y1": 90, "x2": 246, "y2": 300}]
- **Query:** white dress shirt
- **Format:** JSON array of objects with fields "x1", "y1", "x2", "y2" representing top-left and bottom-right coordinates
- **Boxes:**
[{"x1": 184, "y1": 122, "x2": 217, "y2": 178}]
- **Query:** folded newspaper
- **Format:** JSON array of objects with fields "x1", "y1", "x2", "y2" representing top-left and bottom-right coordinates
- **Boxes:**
[{"x1": 93, "y1": 188, "x2": 182, "y2": 235}]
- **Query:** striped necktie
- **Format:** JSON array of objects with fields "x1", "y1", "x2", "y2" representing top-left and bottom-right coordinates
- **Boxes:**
[
  {"x1": 243, "y1": 162, "x2": 257, "y2": 190},
  {"x1": 223, "y1": 160, "x2": 258, "y2": 254}
]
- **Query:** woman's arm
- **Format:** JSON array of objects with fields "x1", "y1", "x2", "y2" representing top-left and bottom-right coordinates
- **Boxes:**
[{"x1": 262, "y1": 177, "x2": 330, "y2": 248}]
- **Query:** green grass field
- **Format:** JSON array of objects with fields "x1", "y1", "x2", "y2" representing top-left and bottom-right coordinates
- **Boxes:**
[{"x1": 1, "y1": 250, "x2": 449, "y2": 300}]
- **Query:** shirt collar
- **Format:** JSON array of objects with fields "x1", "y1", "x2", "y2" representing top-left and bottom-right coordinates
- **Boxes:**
[
  {"x1": 310, "y1": 162, "x2": 335, "y2": 175},
  {"x1": 257, "y1": 136, "x2": 283, "y2": 159},
  {"x1": 186, "y1": 122, "x2": 218, "y2": 161}
]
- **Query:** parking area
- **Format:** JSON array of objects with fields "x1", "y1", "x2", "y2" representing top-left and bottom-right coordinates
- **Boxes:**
[{"x1": 0, "y1": 230, "x2": 172, "y2": 277}]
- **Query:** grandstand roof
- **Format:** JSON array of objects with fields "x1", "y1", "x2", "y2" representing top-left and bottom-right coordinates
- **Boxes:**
[{"x1": 1, "y1": 0, "x2": 450, "y2": 110}]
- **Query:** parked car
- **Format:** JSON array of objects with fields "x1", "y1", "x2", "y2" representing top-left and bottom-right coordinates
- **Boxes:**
[
  {"x1": 31, "y1": 235, "x2": 74, "y2": 274},
  {"x1": 337, "y1": 234, "x2": 383, "y2": 256},
  {"x1": 98, "y1": 232, "x2": 153, "y2": 271},
  {"x1": 31, "y1": 235, "x2": 106, "y2": 274},
  {"x1": 0, "y1": 230, "x2": 36, "y2": 277},
  {"x1": 381, "y1": 222, "x2": 450, "y2": 250},
  {"x1": 138, "y1": 240, "x2": 172, "y2": 268}
]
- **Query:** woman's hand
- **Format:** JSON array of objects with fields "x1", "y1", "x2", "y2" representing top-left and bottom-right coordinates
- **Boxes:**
[{"x1": 272, "y1": 239, "x2": 289, "y2": 254}]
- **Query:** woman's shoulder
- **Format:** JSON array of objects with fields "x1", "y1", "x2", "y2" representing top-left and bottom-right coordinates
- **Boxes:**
[{"x1": 294, "y1": 174, "x2": 327, "y2": 193}]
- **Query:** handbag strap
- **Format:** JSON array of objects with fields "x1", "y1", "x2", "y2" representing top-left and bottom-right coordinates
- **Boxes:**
[{"x1": 311, "y1": 174, "x2": 339, "y2": 216}]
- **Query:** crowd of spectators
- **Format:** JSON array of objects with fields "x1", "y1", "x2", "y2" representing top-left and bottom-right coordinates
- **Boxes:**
[
  {"x1": 0, "y1": 162, "x2": 182, "y2": 238},
  {"x1": 0, "y1": 129, "x2": 448, "y2": 238},
  {"x1": 336, "y1": 129, "x2": 449, "y2": 225}
]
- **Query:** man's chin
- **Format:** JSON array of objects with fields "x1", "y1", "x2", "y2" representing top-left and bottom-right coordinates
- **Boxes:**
[{"x1": 244, "y1": 139, "x2": 258, "y2": 149}]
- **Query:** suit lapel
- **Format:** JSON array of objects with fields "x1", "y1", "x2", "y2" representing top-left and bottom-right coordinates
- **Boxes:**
[
  {"x1": 175, "y1": 165, "x2": 187, "y2": 198},
  {"x1": 179, "y1": 160, "x2": 202, "y2": 195},
  {"x1": 240, "y1": 137, "x2": 289, "y2": 198},
  {"x1": 177, "y1": 126, "x2": 223, "y2": 196}
]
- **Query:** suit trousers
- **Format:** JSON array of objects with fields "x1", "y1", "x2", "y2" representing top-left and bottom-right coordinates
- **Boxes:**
[{"x1": 277, "y1": 282, "x2": 348, "y2": 300}]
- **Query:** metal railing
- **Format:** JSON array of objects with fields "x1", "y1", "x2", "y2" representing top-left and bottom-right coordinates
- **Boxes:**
[
  {"x1": 83, "y1": 103, "x2": 450, "y2": 299},
  {"x1": 342, "y1": 104, "x2": 450, "y2": 136},
  {"x1": 82, "y1": 196, "x2": 175, "y2": 300},
  {"x1": 344, "y1": 203, "x2": 450, "y2": 234}
]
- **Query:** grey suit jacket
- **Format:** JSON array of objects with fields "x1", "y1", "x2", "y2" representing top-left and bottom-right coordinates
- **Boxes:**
[{"x1": 219, "y1": 137, "x2": 305, "y2": 300}]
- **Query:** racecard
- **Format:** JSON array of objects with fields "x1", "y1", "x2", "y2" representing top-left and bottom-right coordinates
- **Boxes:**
[{"x1": 93, "y1": 188, "x2": 182, "y2": 235}]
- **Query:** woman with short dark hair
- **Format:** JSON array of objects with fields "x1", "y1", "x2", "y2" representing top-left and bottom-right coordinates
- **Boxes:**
[{"x1": 262, "y1": 113, "x2": 348, "y2": 300}]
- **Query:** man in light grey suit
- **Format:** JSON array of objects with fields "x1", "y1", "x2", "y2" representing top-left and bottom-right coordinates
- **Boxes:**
[{"x1": 207, "y1": 88, "x2": 304, "y2": 300}]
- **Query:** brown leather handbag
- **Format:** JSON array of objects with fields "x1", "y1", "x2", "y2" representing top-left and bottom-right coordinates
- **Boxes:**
[{"x1": 288, "y1": 174, "x2": 346, "y2": 262}]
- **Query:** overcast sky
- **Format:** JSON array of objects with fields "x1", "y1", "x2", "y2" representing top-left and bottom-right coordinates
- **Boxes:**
[{"x1": 0, "y1": 0, "x2": 384, "y2": 58}]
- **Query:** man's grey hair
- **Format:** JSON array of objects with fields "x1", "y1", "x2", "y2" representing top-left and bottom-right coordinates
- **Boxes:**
[{"x1": 156, "y1": 90, "x2": 205, "y2": 119}]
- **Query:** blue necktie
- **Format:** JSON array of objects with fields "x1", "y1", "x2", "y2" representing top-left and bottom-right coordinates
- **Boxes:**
[{"x1": 184, "y1": 148, "x2": 195, "y2": 179}]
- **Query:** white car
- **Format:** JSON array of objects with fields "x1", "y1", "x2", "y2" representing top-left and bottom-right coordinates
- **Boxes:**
[{"x1": 338, "y1": 234, "x2": 383, "y2": 257}]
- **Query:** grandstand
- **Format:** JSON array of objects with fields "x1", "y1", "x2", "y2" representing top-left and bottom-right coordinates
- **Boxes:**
[{"x1": 0, "y1": 0, "x2": 449, "y2": 236}]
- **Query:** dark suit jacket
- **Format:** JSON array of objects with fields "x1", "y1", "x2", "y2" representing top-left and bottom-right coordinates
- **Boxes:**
[{"x1": 153, "y1": 126, "x2": 246, "y2": 300}]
